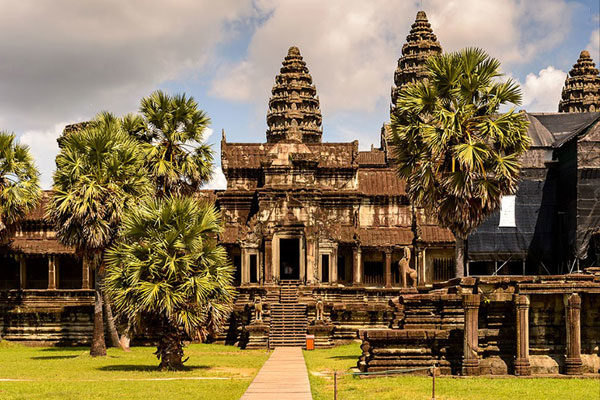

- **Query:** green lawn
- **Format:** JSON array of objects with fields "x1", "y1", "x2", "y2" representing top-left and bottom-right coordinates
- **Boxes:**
[
  {"x1": 0, "y1": 341, "x2": 270, "y2": 400},
  {"x1": 303, "y1": 343, "x2": 599, "y2": 400}
]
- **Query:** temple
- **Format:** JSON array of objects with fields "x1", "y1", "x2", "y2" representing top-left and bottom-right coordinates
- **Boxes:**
[{"x1": 1, "y1": 11, "x2": 600, "y2": 376}]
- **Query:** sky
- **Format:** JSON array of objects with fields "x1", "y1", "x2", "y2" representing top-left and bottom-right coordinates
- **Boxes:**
[{"x1": 0, "y1": 0, "x2": 599, "y2": 190}]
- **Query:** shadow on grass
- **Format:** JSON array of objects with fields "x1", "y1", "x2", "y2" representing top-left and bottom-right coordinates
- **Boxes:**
[
  {"x1": 327, "y1": 355, "x2": 358, "y2": 360},
  {"x1": 31, "y1": 355, "x2": 79, "y2": 360},
  {"x1": 97, "y1": 365, "x2": 211, "y2": 372},
  {"x1": 40, "y1": 347, "x2": 88, "y2": 352}
]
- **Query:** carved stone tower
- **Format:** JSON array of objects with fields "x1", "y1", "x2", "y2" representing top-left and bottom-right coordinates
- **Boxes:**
[
  {"x1": 391, "y1": 11, "x2": 442, "y2": 115},
  {"x1": 558, "y1": 50, "x2": 600, "y2": 113},
  {"x1": 266, "y1": 46, "x2": 323, "y2": 143}
]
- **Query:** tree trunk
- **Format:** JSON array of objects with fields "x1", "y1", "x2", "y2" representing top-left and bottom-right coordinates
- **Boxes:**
[
  {"x1": 119, "y1": 322, "x2": 132, "y2": 352},
  {"x1": 102, "y1": 291, "x2": 123, "y2": 349},
  {"x1": 157, "y1": 328, "x2": 185, "y2": 370},
  {"x1": 90, "y1": 255, "x2": 107, "y2": 357},
  {"x1": 454, "y1": 236, "x2": 466, "y2": 278}
]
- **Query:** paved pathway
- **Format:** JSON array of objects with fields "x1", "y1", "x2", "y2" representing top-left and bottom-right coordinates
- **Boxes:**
[{"x1": 240, "y1": 347, "x2": 313, "y2": 400}]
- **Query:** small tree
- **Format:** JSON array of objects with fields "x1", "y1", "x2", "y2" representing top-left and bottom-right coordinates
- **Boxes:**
[
  {"x1": 390, "y1": 48, "x2": 530, "y2": 277},
  {"x1": 104, "y1": 196, "x2": 234, "y2": 370},
  {"x1": 0, "y1": 132, "x2": 41, "y2": 238},
  {"x1": 49, "y1": 113, "x2": 151, "y2": 356},
  {"x1": 124, "y1": 90, "x2": 214, "y2": 197}
]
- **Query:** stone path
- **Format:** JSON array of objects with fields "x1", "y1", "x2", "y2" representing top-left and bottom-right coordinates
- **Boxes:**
[{"x1": 240, "y1": 347, "x2": 312, "y2": 400}]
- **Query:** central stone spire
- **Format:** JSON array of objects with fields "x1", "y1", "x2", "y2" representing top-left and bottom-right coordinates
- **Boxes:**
[
  {"x1": 390, "y1": 11, "x2": 442, "y2": 115},
  {"x1": 266, "y1": 46, "x2": 323, "y2": 143}
]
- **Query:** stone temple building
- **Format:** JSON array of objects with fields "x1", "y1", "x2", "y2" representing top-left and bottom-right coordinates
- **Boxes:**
[{"x1": 1, "y1": 11, "x2": 600, "y2": 376}]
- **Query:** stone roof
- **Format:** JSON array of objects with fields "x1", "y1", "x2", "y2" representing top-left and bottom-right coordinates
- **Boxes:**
[
  {"x1": 558, "y1": 50, "x2": 600, "y2": 113},
  {"x1": 391, "y1": 10, "x2": 442, "y2": 115},
  {"x1": 417, "y1": 225, "x2": 454, "y2": 243},
  {"x1": 221, "y1": 142, "x2": 358, "y2": 170},
  {"x1": 7, "y1": 236, "x2": 75, "y2": 255},
  {"x1": 357, "y1": 150, "x2": 387, "y2": 166},
  {"x1": 266, "y1": 46, "x2": 323, "y2": 144},
  {"x1": 358, "y1": 169, "x2": 406, "y2": 196},
  {"x1": 357, "y1": 227, "x2": 413, "y2": 247}
]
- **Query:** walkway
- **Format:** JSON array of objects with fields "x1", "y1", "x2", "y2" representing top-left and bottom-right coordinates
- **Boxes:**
[{"x1": 240, "y1": 347, "x2": 312, "y2": 400}]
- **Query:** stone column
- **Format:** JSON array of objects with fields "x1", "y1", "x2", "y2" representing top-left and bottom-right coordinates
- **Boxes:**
[
  {"x1": 330, "y1": 247, "x2": 338, "y2": 284},
  {"x1": 514, "y1": 294, "x2": 531, "y2": 375},
  {"x1": 19, "y1": 257, "x2": 26, "y2": 289},
  {"x1": 462, "y1": 293, "x2": 480, "y2": 375},
  {"x1": 306, "y1": 237, "x2": 316, "y2": 284},
  {"x1": 352, "y1": 246, "x2": 362, "y2": 285},
  {"x1": 240, "y1": 247, "x2": 250, "y2": 285},
  {"x1": 264, "y1": 239, "x2": 273, "y2": 283},
  {"x1": 384, "y1": 249, "x2": 392, "y2": 288},
  {"x1": 565, "y1": 293, "x2": 583, "y2": 375},
  {"x1": 82, "y1": 257, "x2": 91, "y2": 289},
  {"x1": 48, "y1": 256, "x2": 57, "y2": 290}
]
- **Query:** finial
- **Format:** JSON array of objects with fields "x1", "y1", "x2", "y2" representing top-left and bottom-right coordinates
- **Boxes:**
[
  {"x1": 580, "y1": 50, "x2": 591, "y2": 59},
  {"x1": 288, "y1": 46, "x2": 301, "y2": 57},
  {"x1": 416, "y1": 10, "x2": 427, "y2": 21},
  {"x1": 221, "y1": 128, "x2": 226, "y2": 142}
]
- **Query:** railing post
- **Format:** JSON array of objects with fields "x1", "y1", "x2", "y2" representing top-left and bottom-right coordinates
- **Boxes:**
[{"x1": 333, "y1": 370, "x2": 337, "y2": 400}]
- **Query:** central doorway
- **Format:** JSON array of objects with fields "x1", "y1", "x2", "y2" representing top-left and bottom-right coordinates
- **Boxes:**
[{"x1": 280, "y1": 238, "x2": 300, "y2": 280}]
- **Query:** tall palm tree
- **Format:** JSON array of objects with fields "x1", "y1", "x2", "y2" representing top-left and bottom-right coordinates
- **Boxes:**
[
  {"x1": 104, "y1": 196, "x2": 234, "y2": 370},
  {"x1": 0, "y1": 132, "x2": 41, "y2": 239},
  {"x1": 125, "y1": 90, "x2": 214, "y2": 197},
  {"x1": 391, "y1": 48, "x2": 530, "y2": 277},
  {"x1": 48, "y1": 113, "x2": 151, "y2": 356}
]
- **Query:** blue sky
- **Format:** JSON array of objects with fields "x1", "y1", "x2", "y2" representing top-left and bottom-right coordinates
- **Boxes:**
[{"x1": 0, "y1": 0, "x2": 598, "y2": 189}]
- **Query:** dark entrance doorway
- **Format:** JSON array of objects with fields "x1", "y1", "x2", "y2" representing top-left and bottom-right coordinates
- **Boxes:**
[{"x1": 280, "y1": 238, "x2": 300, "y2": 280}]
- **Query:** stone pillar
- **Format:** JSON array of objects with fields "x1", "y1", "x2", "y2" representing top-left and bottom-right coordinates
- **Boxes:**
[
  {"x1": 19, "y1": 257, "x2": 26, "y2": 289},
  {"x1": 462, "y1": 293, "x2": 480, "y2": 375},
  {"x1": 514, "y1": 294, "x2": 531, "y2": 375},
  {"x1": 352, "y1": 246, "x2": 362, "y2": 285},
  {"x1": 264, "y1": 239, "x2": 273, "y2": 283},
  {"x1": 48, "y1": 256, "x2": 57, "y2": 290},
  {"x1": 240, "y1": 247, "x2": 250, "y2": 285},
  {"x1": 82, "y1": 257, "x2": 91, "y2": 289},
  {"x1": 384, "y1": 249, "x2": 392, "y2": 288},
  {"x1": 330, "y1": 247, "x2": 338, "y2": 284},
  {"x1": 565, "y1": 293, "x2": 583, "y2": 375},
  {"x1": 306, "y1": 237, "x2": 316, "y2": 284}
]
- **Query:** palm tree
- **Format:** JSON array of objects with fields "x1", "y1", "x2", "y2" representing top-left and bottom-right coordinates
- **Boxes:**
[
  {"x1": 0, "y1": 132, "x2": 41, "y2": 239},
  {"x1": 124, "y1": 90, "x2": 214, "y2": 197},
  {"x1": 48, "y1": 113, "x2": 151, "y2": 356},
  {"x1": 390, "y1": 48, "x2": 530, "y2": 278},
  {"x1": 104, "y1": 196, "x2": 234, "y2": 370}
]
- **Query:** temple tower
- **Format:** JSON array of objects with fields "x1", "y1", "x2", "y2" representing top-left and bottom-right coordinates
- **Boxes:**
[
  {"x1": 266, "y1": 46, "x2": 323, "y2": 143},
  {"x1": 391, "y1": 11, "x2": 442, "y2": 115},
  {"x1": 558, "y1": 50, "x2": 600, "y2": 113}
]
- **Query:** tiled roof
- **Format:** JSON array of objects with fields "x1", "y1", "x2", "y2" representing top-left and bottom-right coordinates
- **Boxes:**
[
  {"x1": 8, "y1": 237, "x2": 75, "y2": 255},
  {"x1": 23, "y1": 191, "x2": 51, "y2": 222},
  {"x1": 417, "y1": 226, "x2": 454, "y2": 243},
  {"x1": 357, "y1": 150, "x2": 386, "y2": 166},
  {"x1": 358, "y1": 227, "x2": 413, "y2": 246},
  {"x1": 358, "y1": 169, "x2": 406, "y2": 196},
  {"x1": 307, "y1": 143, "x2": 357, "y2": 168}
]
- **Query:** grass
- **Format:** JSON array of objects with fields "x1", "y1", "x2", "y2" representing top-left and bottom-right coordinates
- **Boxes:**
[
  {"x1": 0, "y1": 341, "x2": 270, "y2": 400},
  {"x1": 303, "y1": 342, "x2": 600, "y2": 400}
]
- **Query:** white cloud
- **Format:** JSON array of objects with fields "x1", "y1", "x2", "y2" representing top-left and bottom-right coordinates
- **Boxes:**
[
  {"x1": 0, "y1": 0, "x2": 254, "y2": 133},
  {"x1": 203, "y1": 166, "x2": 227, "y2": 190},
  {"x1": 587, "y1": 29, "x2": 600, "y2": 59},
  {"x1": 19, "y1": 122, "x2": 73, "y2": 189},
  {"x1": 520, "y1": 66, "x2": 567, "y2": 112}
]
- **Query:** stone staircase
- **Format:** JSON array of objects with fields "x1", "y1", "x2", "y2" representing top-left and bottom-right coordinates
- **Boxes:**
[{"x1": 269, "y1": 280, "x2": 307, "y2": 348}]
